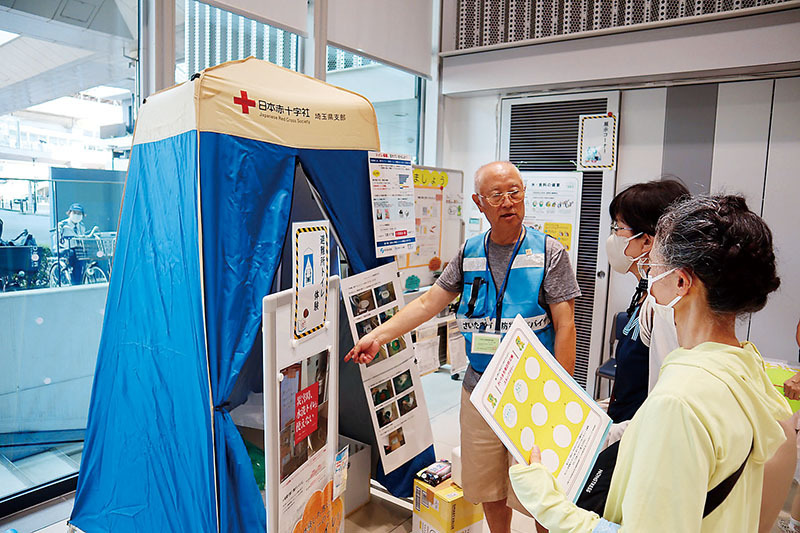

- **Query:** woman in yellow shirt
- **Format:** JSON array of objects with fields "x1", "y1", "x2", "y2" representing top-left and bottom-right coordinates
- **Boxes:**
[{"x1": 510, "y1": 195, "x2": 794, "y2": 532}]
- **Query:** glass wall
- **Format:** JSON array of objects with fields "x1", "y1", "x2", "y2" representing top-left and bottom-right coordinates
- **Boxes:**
[
  {"x1": 0, "y1": 1, "x2": 134, "y2": 515},
  {"x1": 326, "y1": 47, "x2": 423, "y2": 160},
  {"x1": 176, "y1": 0, "x2": 301, "y2": 82}
]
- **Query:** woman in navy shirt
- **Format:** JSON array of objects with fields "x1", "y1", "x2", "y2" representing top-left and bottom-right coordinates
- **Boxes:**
[{"x1": 604, "y1": 179, "x2": 689, "y2": 423}]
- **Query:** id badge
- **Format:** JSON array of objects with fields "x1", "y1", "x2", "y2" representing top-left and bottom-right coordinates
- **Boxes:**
[{"x1": 472, "y1": 332, "x2": 502, "y2": 355}]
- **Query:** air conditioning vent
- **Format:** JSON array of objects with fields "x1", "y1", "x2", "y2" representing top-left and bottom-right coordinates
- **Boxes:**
[
  {"x1": 456, "y1": 0, "x2": 793, "y2": 50},
  {"x1": 506, "y1": 97, "x2": 609, "y2": 388}
]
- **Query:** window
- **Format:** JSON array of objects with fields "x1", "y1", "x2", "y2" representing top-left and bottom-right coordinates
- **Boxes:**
[
  {"x1": 326, "y1": 47, "x2": 423, "y2": 161},
  {"x1": 0, "y1": 0, "x2": 135, "y2": 516},
  {"x1": 176, "y1": 0, "x2": 301, "y2": 83}
]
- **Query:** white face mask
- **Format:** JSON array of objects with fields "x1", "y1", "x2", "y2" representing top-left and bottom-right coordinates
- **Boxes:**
[
  {"x1": 641, "y1": 267, "x2": 682, "y2": 391},
  {"x1": 69, "y1": 213, "x2": 83, "y2": 224},
  {"x1": 605, "y1": 232, "x2": 645, "y2": 274}
]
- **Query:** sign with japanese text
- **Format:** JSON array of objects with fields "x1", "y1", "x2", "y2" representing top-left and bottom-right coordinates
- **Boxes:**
[
  {"x1": 368, "y1": 152, "x2": 417, "y2": 258},
  {"x1": 397, "y1": 165, "x2": 464, "y2": 290},
  {"x1": 577, "y1": 114, "x2": 618, "y2": 170},
  {"x1": 292, "y1": 221, "x2": 329, "y2": 340},
  {"x1": 295, "y1": 382, "x2": 319, "y2": 444},
  {"x1": 521, "y1": 172, "x2": 582, "y2": 269},
  {"x1": 412, "y1": 168, "x2": 449, "y2": 187}
]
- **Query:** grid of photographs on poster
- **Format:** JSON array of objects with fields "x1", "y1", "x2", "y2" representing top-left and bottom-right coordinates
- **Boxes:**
[
  {"x1": 348, "y1": 282, "x2": 404, "y2": 368},
  {"x1": 368, "y1": 368, "x2": 419, "y2": 456},
  {"x1": 341, "y1": 262, "x2": 435, "y2": 473},
  {"x1": 278, "y1": 350, "x2": 330, "y2": 482}
]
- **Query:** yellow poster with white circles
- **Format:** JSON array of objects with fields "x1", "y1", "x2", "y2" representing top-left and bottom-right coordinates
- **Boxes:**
[{"x1": 470, "y1": 315, "x2": 612, "y2": 502}]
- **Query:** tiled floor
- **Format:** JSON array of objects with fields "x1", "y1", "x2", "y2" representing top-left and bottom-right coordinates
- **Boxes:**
[
  {"x1": 2, "y1": 368, "x2": 795, "y2": 532},
  {"x1": 345, "y1": 489, "x2": 413, "y2": 533}
]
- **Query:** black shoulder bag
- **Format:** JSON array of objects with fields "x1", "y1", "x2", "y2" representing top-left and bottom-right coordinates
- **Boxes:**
[{"x1": 576, "y1": 439, "x2": 753, "y2": 518}]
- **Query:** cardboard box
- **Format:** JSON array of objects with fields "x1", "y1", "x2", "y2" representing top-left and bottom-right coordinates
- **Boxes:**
[
  {"x1": 237, "y1": 425, "x2": 265, "y2": 450},
  {"x1": 339, "y1": 435, "x2": 371, "y2": 516},
  {"x1": 413, "y1": 479, "x2": 483, "y2": 533}
]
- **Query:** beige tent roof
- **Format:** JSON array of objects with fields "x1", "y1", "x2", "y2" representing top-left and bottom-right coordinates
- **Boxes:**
[{"x1": 134, "y1": 57, "x2": 380, "y2": 151}]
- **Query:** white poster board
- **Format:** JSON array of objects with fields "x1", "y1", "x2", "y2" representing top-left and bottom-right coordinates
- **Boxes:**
[
  {"x1": 340, "y1": 262, "x2": 434, "y2": 473},
  {"x1": 471, "y1": 315, "x2": 611, "y2": 502},
  {"x1": 521, "y1": 172, "x2": 582, "y2": 270},
  {"x1": 368, "y1": 151, "x2": 416, "y2": 258},
  {"x1": 396, "y1": 165, "x2": 464, "y2": 291},
  {"x1": 577, "y1": 114, "x2": 618, "y2": 170},
  {"x1": 413, "y1": 321, "x2": 441, "y2": 376},
  {"x1": 264, "y1": 278, "x2": 343, "y2": 533},
  {"x1": 292, "y1": 221, "x2": 329, "y2": 340},
  {"x1": 446, "y1": 319, "x2": 468, "y2": 376}
]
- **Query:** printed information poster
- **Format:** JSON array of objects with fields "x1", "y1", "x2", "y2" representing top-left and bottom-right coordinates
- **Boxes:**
[
  {"x1": 446, "y1": 319, "x2": 469, "y2": 376},
  {"x1": 292, "y1": 221, "x2": 329, "y2": 340},
  {"x1": 577, "y1": 114, "x2": 618, "y2": 170},
  {"x1": 278, "y1": 348, "x2": 344, "y2": 533},
  {"x1": 341, "y1": 262, "x2": 435, "y2": 473},
  {"x1": 368, "y1": 151, "x2": 416, "y2": 258},
  {"x1": 471, "y1": 315, "x2": 611, "y2": 502},
  {"x1": 414, "y1": 322, "x2": 441, "y2": 376},
  {"x1": 521, "y1": 172, "x2": 582, "y2": 269},
  {"x1": 398, "y1": 168, "x2": 445, "y2": 273}
]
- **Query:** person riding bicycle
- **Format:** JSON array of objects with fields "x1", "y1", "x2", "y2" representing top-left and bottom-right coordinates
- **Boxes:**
[{"x1": 56, "y1": 203, "x2": 88, "y2": 285}]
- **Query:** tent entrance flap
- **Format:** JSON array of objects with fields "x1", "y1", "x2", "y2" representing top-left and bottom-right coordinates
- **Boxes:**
[{"x1": 199, "y1": 132, "x2": 297, "y2": 533}]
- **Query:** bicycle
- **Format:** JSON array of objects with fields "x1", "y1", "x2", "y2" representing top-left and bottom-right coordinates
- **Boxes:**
[
  {"x1": 0, "y1": 229, "x2": 42, "y2": 291},
  {"x1": 48, "y1": 228, "x2": 116, "y2": 287}
]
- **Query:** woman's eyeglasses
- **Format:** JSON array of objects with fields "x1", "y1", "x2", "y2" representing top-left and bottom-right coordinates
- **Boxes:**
[
  {"x1": 637, "y1": 258, "x2": 672, "y2": 279},
  {"x1": 610, "y1": 222, "x2": 634, "y2": 234}
]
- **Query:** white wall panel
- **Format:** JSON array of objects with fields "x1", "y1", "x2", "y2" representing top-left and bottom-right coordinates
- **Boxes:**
[
  {"x1": 748, "y1": 77, "x2": 800, "y2": 363},
  {"x1": 710, "y1": 80, "x2": 773, "y2": 208},
  {"x1": 603, "y1": 87, "x2": 667, "y2": 368},
  {"x1": 710, "y1": 80, "x2": 775, "y2": 343},
  {"x1": 0, "y1": 285, "x2": 107, "y2": 433},
  {"x1": 203, "y1": 0, "x2": 307, "y2": 36},
  {"x1": 328, "y1": 0, "x2": 433, "y2": 77},
  {"x1": 616, "y1": 88, "x2": 667, "y2": 188},
  {"x1": 440, "y1": 94, "x2": 499, "y2": 240}
]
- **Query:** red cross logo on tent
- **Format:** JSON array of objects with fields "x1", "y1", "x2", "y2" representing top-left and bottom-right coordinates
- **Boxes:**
[{"x1": 233, "y1": 90, "x2": 256, "y2": 114}]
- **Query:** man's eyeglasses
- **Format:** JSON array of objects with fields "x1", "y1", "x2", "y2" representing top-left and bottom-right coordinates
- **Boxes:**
[
  {"x1": 479, "y1": 188, "x2": 525, "y2": 207},
  {"x1": 610, "y1": 222, "x2": 634, "y2": 234}
]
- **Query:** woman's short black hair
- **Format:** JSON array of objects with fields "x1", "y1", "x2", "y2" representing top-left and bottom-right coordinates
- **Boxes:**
[{"x1": 609, "y1": 179, "x2": 690, "y2": 236}]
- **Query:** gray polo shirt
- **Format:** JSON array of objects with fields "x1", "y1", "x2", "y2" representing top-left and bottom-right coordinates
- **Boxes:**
[{"x1": 435, "y1": 232, "x2": 581, "y2": 392}]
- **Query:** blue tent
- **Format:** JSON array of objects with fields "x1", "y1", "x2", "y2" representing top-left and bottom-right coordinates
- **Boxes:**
[{"x1": 69, "y1": 58, "x2": 433, "y2": 533}]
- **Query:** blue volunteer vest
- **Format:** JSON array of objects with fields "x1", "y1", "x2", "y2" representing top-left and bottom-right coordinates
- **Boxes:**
[{"x1": 456, "y1": 226, "x2": 554, "y2": 372}]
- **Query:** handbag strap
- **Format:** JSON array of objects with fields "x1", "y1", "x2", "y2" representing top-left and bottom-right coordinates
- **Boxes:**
[{"x1": 702, "y1": 440, "x2": 754, "y2": 517}]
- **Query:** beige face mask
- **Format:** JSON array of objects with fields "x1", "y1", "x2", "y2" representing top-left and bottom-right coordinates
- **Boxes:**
[{"x1": 605, "y1": 232, "x2": 645, "y2": 274}]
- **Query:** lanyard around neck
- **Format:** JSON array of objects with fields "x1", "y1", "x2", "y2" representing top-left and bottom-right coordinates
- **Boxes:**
[{"x1": 483, "y1": 226, "x2": 525, "y2": 321}]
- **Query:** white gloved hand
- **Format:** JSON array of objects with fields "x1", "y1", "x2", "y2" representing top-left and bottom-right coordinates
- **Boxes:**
[{"x1": 604, "y1": 420, "x2": 630, "y2": 449}]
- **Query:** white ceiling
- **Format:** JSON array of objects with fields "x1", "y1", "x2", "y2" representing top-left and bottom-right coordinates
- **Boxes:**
[
  {"x1": 0, "y1": 36, "x2": 95, "y2": 89},
  {"x1": 0, "y1": 0, "x2": 136, "y2": 115}
]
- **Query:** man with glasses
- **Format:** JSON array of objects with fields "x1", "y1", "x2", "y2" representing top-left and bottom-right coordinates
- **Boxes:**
[{"x1": 346, "y1": 161, "x2": 580, "y2": 533}]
